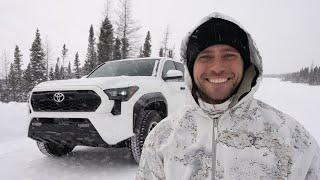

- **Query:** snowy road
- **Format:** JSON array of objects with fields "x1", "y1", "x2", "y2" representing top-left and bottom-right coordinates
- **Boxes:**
[
  {"x1": 0, "y1": 137, "x2": 137, "y2": 180},
  {"x1": 1, "y1": 78, "x2": 319, "y2": 179}
]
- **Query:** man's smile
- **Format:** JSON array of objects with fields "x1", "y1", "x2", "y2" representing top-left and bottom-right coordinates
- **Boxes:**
[{"x1": 205, "y1": 77, "x2": 232, "y2": 84}]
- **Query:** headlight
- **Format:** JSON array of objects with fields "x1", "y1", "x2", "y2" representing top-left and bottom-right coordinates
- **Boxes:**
[{"x1": 104, "y1": 86, "x2": 139, "y2": 101}]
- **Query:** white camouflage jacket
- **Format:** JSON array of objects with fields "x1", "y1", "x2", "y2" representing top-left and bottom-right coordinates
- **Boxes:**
[{"x1": 136, "y1": 12, "x2": 320, "y2": 180}]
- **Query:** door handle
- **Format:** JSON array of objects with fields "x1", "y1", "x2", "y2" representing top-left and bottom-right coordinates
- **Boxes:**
[{"x1": 180, "y1": 87, "x2": 185, "y2": 90}]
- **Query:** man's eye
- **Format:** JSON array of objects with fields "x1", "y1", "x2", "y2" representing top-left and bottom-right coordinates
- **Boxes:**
[
  {"x1": 223, "y1": 54, "x2": 236, "y2": 59},
  {"x1": 198, "y1": 55, "x2": 211, "y2": 59}
]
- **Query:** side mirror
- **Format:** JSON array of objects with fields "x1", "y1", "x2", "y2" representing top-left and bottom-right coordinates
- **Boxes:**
[{"x1": 164, "y1": 70, "x2": 183, "y2": 80}]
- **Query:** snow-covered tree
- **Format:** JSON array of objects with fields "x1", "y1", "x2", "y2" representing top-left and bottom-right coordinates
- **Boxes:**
[
  {"x1": 44, "y1": 38, "x2": 53, "y2": 80},
  {"x1": 161, "y1": 26, "x2": 170, "y2": 57},
  {"x1": 67, "y1": 61, "x2": 72, "y2": 79},
  {"x1": 29, "y1": 28, "x2": 46, "y2": 86},
  {"x1": 116, "y1": 0, "x2": 141, "y2": 58},
  {"x1": 49, "y1": 67, "x2": 54, "y2": 80},
  {"x1": 22, "y1": 63, "x2": 33, "y2": 100},
  {"x1": 97, "y1": 15, "x2": 114, "y2": 64},
  {"x1": 143, "y1": 31, "x2": 151, "y2": 57},
  {"x1": 61, "y1": 44, "x2": 68, "y2": 79},
  {"x1": 54, "y1": 58, "x2": 60, "y2": 80},
  {"x1": 83, "y1": 25, "x2": 97, "y2": 75},
  {"x1": 7, "y1": 45, "x2": 24, "y2": 101},
  {"x1": 138, "y1": 47, "x2": 144, "y2": 58},
  {"x1": 159, "y1": 47, "x2": 164, "y2": 57},
  {"x1": 113, "y1": 37, "x2": 122, "y2": 60},
  {"x1": 73, "y1": 52, "x2": 81, "y2": 79}
]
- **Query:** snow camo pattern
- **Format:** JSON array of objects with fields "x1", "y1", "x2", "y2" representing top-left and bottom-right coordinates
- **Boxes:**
[{"x1": 136, "y1": 12, "x2": 320, "y2": 180}]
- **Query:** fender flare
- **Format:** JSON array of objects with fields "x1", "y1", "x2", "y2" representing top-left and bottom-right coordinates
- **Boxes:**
[{"x1": 132, "y1": 92, "x2": 167, "y2": 134}]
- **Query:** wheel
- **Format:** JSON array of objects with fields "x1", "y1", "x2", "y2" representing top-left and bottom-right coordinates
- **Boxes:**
[
  {"x1": 130, "y1": 110, "x2": 162, "y2": 164},
  {"x1": 36, "y1": 141, "x2": 74, "y2": 157}
]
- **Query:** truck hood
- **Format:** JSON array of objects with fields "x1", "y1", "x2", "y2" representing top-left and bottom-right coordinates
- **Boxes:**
[{"x1": 33, "y1": 76, "x2": 156, "y2": 91}]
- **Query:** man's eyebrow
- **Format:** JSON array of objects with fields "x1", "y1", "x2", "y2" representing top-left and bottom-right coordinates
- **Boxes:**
[
  {"x1": 220, "y1": 47, "x2": 238, "y2": 53},
  {"x1": 199, "y1": 47, "x2": 239, "y2": 55}
]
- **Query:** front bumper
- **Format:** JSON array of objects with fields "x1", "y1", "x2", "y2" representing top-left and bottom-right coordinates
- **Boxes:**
[
  {"x1": 28, "y1": 85, "x2": 135, "y2": 145},
  {"x1": 27, "y1": 111, "x2": 134, "y2": 145}
]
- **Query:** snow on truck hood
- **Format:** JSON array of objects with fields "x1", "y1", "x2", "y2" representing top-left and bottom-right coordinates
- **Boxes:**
[{"x1": 33, "y1": 76, "x2": 156, "y2": 91}]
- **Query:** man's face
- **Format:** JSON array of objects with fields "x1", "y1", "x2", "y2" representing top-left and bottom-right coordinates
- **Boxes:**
[{"x1": 193, "y1": 44, "x2": 244, "y2": 104}]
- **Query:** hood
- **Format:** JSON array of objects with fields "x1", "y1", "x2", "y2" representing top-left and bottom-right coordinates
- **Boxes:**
[
  {"x1": 34, "y1": 76, "x2": 154, "y2": 91},
  {"x1": 180, "y1": 12, "x2": 263, "y2": 107}
]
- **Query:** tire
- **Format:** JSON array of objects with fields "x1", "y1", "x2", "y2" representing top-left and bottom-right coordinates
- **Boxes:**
[
  {"x1": 130, "y1": 110, "x2": 162, "y2": 164},
  {"x1": 36, "y1": 141, "x2": 74, "y2": 157}
]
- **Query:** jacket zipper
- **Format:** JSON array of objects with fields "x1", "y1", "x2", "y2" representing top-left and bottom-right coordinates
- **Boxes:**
[{"x1": 212, "y1": 118, "x2": 219, "y2": 180}]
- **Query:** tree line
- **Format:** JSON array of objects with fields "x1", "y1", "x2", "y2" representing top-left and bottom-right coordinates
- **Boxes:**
[
  {"x1": 0, "y1": 0, "x2": 175, "y2": 103},
  {"x1": 281, "y1": 65, "x2": 320, "y2": 85}
]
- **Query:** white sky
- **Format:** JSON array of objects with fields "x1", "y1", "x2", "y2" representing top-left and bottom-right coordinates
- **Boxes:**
[{"x1": 1, "y1": 0, "x2": 320, "y2": 77}]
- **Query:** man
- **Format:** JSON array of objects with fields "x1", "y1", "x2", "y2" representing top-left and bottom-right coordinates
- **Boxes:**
[{"x1": 136, "y1": 12, "x2": 320, "y2": 179}]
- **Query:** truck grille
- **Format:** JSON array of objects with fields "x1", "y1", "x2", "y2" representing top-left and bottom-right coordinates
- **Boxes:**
[{"x1": 31, "y1": 90, "x2": 101, "y2": 112}]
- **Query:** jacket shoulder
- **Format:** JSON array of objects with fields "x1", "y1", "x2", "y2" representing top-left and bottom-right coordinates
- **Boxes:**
[{"x1": 253, "y1": 99, "x2": 317, "y2": 151}]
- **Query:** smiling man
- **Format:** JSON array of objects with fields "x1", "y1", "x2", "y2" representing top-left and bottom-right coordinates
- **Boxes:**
[{"x1": 136, "y1": 12, "x2": 320, "y2": 180}]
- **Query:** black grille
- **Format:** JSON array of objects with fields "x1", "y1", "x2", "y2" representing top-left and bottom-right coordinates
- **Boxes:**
[
  {"x1": 28, "y1": 118, "x2": 108, "y2": 147},
  {"x1": 31, "y1": 90, "x2": 101, "y2": 112}
]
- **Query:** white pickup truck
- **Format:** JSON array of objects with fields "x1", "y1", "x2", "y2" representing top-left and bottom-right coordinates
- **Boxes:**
[{"x1": 27, "y1": 57, "x2": 186, "y2": 163}]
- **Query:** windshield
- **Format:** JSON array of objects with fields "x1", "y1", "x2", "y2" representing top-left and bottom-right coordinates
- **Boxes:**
[{"x1": 88, "y1": 59, "x2": 158, "y2": 78}]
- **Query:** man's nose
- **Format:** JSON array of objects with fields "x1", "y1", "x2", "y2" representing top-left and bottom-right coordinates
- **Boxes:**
[{"x1": 206, "y1": 58, "x2": 225, "y2": 74}]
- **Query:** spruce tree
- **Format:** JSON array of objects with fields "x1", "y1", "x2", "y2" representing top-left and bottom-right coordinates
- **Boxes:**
[
  {"x1": 138, "y1": 47, "x2": 144, "y2": 58},
  {"x1": 73, "y1": 52, "x2": 81, "y2": 79},
  {"x1": 113, "y1": 37, "x2": 122, "y2": 60},
  {"x1": 7, "y1": 63, "x2": 16, "y2": 101},
  {"x1": 159, "y1": 47, "x2": 164, "y2": 57},
  {"x1": 121, "y1": 37, "x2": 129, "y2": 58},
  {"x1": 67, "y1": 61, "x2": 72, "y2": 79},
  {"x1": 54, "y1": 58, "x2": 60, "y2": 80},
  {"x1": 49, "y1": 67, "x2": 54, "y2": 80},
  {"x1": 97, "y1": 16, "x2": 114, "y2": 64},
  {"x1": 22, "y1": 63, "x2": 33, "y2": 100},
  {"x1": 29, "y1": 28, "x2": 46, "y2": 86},
  {"x1": 60, "y1": 66, "x2": 64, "y2": 79},
  {"x1": 61, "y1": 44, "x2": 68, "y2": 79},
  {"x1": 143, "y1": 31, "x2": 151, "y2": 57},
  {"x1": 168, "y1": 49, "x2": 174, "y2": 58},
  {"x1": 11, "y1": 45, "x2": 23, "y2": 101},
  {"x1": 83, "y1": 25, "x2": 97, "y2": 75}
]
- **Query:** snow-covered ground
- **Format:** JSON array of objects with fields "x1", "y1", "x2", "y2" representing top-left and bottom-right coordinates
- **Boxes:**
[{"x1": 0, "y1": 77, "x2": 319, "y2": 179}]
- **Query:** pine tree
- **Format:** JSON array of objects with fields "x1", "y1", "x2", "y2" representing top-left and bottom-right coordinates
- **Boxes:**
[
  {"x1": 8, "y1": 45, "x2": 24, "y2": 101},
  {"x1": 97, "y1": 16, "x2": 114, "y2": 64},
  {"x1": 29, "y1": 28, "x2": 46, "y2": 86},
  {"x1": 138, "y1": 47, "x2": 144, "y2": 58},
  {"x1": 161, "y1": 26, "x2": 170, "y2": 57},
  {"x1": 13, "y1": 45, "x2": 23, "y2": 81},
  {"x1": 159, "y1": 47, "x2": 164, "y2": 57},
  {"x1": 67, "y1": 61, "x2": 72, "y2": 79},
  {"x1": 83, "y1": 25, "x2": 97, "y2": 75},
  {"x1": 22, "y1": 63, "x2": 33, "y2": 100},
  {"x1": 168, "y1": 49, "x2": 174, "y2": 58},
  {"x1": 61, "y1": 44, "x2": 68, "y2": 79},
  {"x1": 54, "y1": 58, "x2": 60, "y2": 80},
  {"x1": 7, "y1": 63, "x2": 16, "y2": 101},
  {"x1": 143, "y1": 31, "x2": 152, "y2": 57},
  {"x1": 121, "y1": 37, "x2": 129, "y2": 58},
  {"x1": 73, "y1": 52, "x2": 81, "y2": 79},
  {"x1": 113, "y1": 37, "x2": 122, "y2": 60},
  {"x1": 49, "y1": 67, "x2": 54, "y2": 80},
  {"x1": 60, "y1": 66, "x2": 64, "y2": 79}
]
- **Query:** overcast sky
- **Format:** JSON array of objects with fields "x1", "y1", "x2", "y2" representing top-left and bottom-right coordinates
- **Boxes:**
[{"x1": 1, "y1": 0, "x2": 319, "y2": 77}]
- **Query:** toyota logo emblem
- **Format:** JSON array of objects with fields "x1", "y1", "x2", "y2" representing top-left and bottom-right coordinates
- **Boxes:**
[{"x1": 53, "y1": 92, "x2": 65, "y2": 103}]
